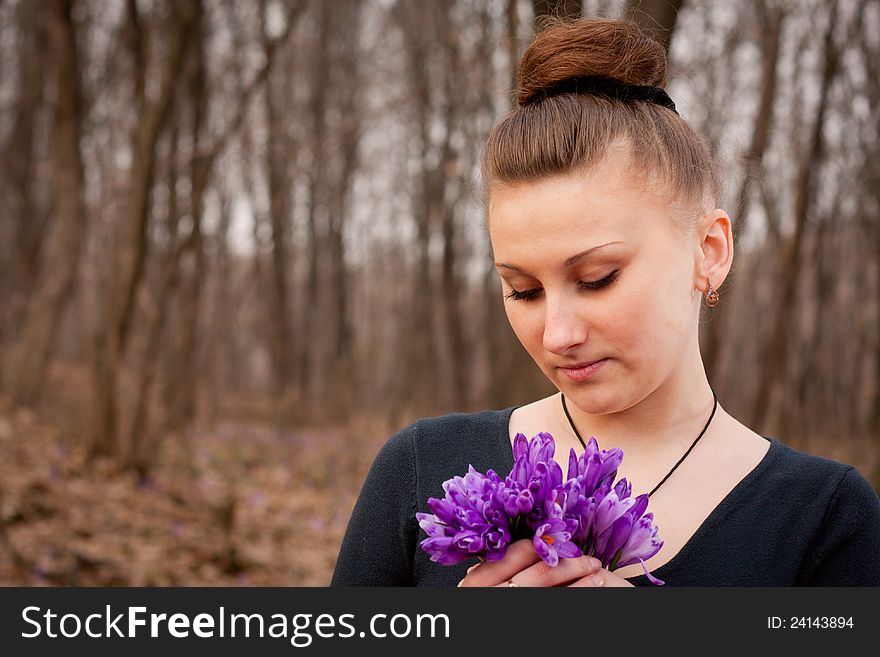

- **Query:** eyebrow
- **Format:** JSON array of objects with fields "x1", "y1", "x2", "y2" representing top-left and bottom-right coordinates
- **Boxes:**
[{"x1": 494, "y1": 241, "x2": 624, "y2": 273}]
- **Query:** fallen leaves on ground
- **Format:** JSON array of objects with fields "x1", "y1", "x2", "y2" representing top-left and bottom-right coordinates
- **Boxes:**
[{"x1": 0, "y1": 394, "x2": 389, "y2": 586}]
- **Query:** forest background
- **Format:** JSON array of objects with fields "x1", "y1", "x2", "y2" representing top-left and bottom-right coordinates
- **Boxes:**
[{"x1": 1, "y1": 0, "x2": 878, "y2": 585}]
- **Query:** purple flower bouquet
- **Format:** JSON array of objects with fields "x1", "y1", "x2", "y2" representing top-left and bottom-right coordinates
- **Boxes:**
[{"x1": 416, "y1": 432, "x2": 665, "y2": 585}]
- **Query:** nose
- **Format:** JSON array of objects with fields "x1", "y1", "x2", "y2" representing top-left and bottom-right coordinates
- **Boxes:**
[{"x1": 542, "y1": 292, "x2": 588, "y2": 355}]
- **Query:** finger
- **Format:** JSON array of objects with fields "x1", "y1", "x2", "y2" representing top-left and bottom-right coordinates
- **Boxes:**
[
  {"x1": 501, "y1": 554, "x2": 602, "y2": 588},
  {"x1": 568, "y1": 571, "x2": 607, "y2": 587},
  {"x1": 568, "y1": 568, "x2": 634, "y2": 588},
  {"x1": 460, "y1": 539, "x2": 540, "y2": 587},
  {"x1": 600, "y1": 570, "x2": 635, "y2": 587}
]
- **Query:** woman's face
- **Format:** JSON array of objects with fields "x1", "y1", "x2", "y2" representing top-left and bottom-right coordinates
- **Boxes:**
[{"x1": 488, "y1": 152, "x2": 704, "y2": 415}]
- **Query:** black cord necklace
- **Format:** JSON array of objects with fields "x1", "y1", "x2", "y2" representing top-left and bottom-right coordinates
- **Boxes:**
[{"x1": 560, "y1": 386, "x2": 718, "y2": 498}]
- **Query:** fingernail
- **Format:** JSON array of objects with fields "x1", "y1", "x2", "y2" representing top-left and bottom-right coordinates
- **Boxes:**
[
  {"x1": 592, "y1": 573, "x2": 605, "y2": 587},
  {"x1": 591, "y1": 558, "x2": 602, "y2": 570}
]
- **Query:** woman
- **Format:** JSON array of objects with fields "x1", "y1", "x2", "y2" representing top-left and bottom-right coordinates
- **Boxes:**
[{"x1": 331, "y1": 17, "x2": 880, "y2": 587}]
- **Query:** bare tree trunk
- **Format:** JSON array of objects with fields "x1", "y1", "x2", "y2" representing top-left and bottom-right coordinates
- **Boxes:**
[
  {"x1": 481, "y1": 4, "x2": 510, "y2": 409},
  {"x1": 327, "y1": 2, "x2": 364, "y2": 417},
  {"x1": 867, "y1": 139, "x2": 880, "y2": 443},
  {"x1": 392, "y1": 2, "x2": 441, "y2": 417},
  {"x1": 301, "y1": 199, "x2": 320, "y2": 415},
  {"x1": 440, "y1": 217, "x2": 467, "y2": 410},
  {"x1": 125, "y1": 122, "x2": 183, "y2": 476},
  {"x1": 126, "y1": 0, "x2": 299, "y2": 463},
  {"x1": 300, "y1": 1, "x2": 332, "y2": 417},
  {"x1": 205, "y1": 195, "x2": 234, "y2": 428},
  {"x1": 259, "y1": 0, "x2": 298, "y2": 421},
  {"x1": 873, "y1": 211, "x2": 880, "y2": 440},
  {"x1": 166, "y1": 0, "x2": 208, "y2": 434},
  {"x1": 409, "y1": 158, "x2": 437, "y2": 416},
  {"x1": 507, "y1": 0, "x2": 520, "y2": 98},
  {"x1": 703, "y1": 1, "x2": 785, "y2": 382},
  {"x1": 731, "y1": 2, "x2": 784, "y2": 238},
  {"x1": 88, "y1": 0, "x2": 197, "y2": 459},
  {"x1": 0, "y1": 0, "x2": 48, "y2": 348},
  {"x1": 624, "y1": 0, "x2": 685, "y2": 51},
  {"x1": 5, "y1": 0, "x2": 86, "y2": 405},
  {"x1": 753, "y1": 1, "x2": 841, "y2": 431},
  {"x1": 856, "y1": 0, "x2": 880, "y2": 452},
  {"x1": 328, "y1": 147, "x2": 357, "y2": 415},
  {"x1": 435, "y1": 2, "x2": 468, "y2": 410},
  {"x1": 791, "y1": 195, "x2": 838, "y2": 440},
  {"x1": 240, "y1": 123, "x2": 273, "y2": 394}
]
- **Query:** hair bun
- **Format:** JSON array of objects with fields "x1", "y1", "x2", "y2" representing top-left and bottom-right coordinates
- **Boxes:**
[{"x1": 517, "y1": 18, "x2": 669, "y2": 107}]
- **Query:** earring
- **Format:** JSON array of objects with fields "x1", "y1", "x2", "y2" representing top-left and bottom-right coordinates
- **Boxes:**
[{"x1": 705, "y1": 282, "x2": 719, "y2": 307}]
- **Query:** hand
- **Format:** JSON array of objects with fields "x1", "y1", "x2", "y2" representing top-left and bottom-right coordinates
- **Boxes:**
[{"x1": 457, "y1": 538, "x2": 633, "y2": 587}]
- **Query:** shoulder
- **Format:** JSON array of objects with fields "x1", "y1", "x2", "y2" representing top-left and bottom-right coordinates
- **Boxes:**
[
  {"x1": 401, "y1": 407, "x2": 512, "y2": 452},
  {"x1": 380, "y1": 407, "x2": 514, "y2": 459},
  {"x1": 380, "y1": 407, "x2": 516, "y2": 498},
  {"x1": 717, "y1": 435, "x2": 868, "y2": 533},
  {"x1": 760, "y1": 436, "x2": 856, "y2": 494},
  {"x1": 824, "y1": 466, "x2": 880, "y2": 521},
  {"x1": 371, "y1": 407, "x2": 511, "y2": 468},
  {"x1": 773, "y1": 445, "x2": 880, "y2": 585},
  {"x1": 759, "y1": 437, "x2": 880, "y2": 536}
]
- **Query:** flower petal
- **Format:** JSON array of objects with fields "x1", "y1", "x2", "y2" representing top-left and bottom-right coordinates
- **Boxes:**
[
  {"x1": 639, "y1": 558, "x2": 665, "y2": 586},
  {"x1": 556, "y1": 540, "x2": 583, "y2": 560}
]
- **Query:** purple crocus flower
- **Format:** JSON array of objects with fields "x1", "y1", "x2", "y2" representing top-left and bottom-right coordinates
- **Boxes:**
[
  {"x1": 557, "y1": 477, "x2": 598, "y2": 545},
  {"x1": 509, "y1": 432, "x2": 555, "y2": 488},
  {"x1": 504, "y1": 432, "x2": 567, "y2": 541},
  {"x1": 614, "y1": 512, "x2": 665, "y2": 585},
  {"x1": 566, "y1": 437, "x2": 624, "y2": 496},
  {"x1": 524, "y1": 460, "x2": 565, "y2": 532},
  {"x1": 416, "y1": 432, "x2": 665, "y2": 584},
  {"x1": 586, "y1": 480, "x2": 664, "y2": 584},
  {"x1": 417, "y1": 466, "x2": 511, "y2": 565},
  {"x1": 533, "y1": 517, "x2": 581, "y2": 567}
]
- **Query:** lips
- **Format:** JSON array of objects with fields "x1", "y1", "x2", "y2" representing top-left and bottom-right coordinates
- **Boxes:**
[
  {"x1": 558, "y1": 359, "x2": 606, "y2": 370},
  {"x1": 557, "y1": 358, "x2": 608, "y2": 382}
]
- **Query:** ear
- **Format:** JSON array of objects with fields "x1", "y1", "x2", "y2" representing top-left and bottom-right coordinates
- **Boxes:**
[{"x1": 695, "y1": 209, "x2": 733, "y2": 295}]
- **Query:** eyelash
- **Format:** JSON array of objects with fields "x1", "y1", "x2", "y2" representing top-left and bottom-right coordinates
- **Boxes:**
[{"x1": 504, "y1": 270, "x2": 619, "y2": 302}]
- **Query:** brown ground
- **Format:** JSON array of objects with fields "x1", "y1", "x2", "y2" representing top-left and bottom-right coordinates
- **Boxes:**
[{"x1": 0, "y1": 393, "x2": 391, "y2": 586}]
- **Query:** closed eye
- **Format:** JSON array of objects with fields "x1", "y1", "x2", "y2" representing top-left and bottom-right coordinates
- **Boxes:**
[{"x1": 504, "y1": 270, "x2": 619, "y2": 302}]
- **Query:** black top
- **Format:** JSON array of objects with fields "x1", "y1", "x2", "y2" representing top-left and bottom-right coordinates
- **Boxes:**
[{"x1": 331, "y1": 405, "x2": 880, "y2": 586}]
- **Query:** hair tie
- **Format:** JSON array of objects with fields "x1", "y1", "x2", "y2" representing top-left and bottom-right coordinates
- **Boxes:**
[{"x1": 524, "y1": 75, "x2": 678, "y2": 115}]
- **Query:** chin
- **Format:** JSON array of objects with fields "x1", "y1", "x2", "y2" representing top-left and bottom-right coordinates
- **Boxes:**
[
  {"x1": 560, "y1": 376, "x2": 638, "y2": 416},
  {"x1": 570, "y1": 395, "x2": 620, "y2": 416},
  {"x1": 555, "y1": 380, "x2": 609, "y2": 411}
]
